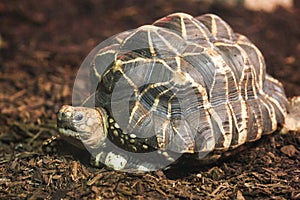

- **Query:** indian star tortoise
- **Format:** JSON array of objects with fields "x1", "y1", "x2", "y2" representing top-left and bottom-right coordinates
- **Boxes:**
[{"x1": 57, "y1": 13, "x2": 289, "y2": 172}]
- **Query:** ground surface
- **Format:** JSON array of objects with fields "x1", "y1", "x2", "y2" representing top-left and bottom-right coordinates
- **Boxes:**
[{"x1": 0, "y1": 0, "x2": 300, "y2": 199}]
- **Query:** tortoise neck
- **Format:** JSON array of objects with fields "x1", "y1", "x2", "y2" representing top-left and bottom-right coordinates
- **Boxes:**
[{"x1": 106, "y1": 116, "x2": 157, "y2": 153}]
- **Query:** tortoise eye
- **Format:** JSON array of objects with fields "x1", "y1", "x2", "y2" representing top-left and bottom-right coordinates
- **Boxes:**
[{"x1": 74, "y1": 113, "x2": 84, "y2": 121}]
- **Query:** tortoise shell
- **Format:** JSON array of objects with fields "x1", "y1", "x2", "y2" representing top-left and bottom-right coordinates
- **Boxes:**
[{"x1": 88, "y1": 13, "x2": 287, "y2": 156}]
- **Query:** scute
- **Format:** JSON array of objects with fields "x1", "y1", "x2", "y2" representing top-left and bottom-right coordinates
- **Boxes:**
[
  {"x1": 196, "y1": 14, "x2": 237, "y2": 41},
  {"x1": 90, "y1": 13, "x2": 288, "y2": 156}
]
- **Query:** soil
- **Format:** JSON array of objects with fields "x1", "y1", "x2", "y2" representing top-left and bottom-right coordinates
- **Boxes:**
[{"x1": 0, "y1": 0, "x2": 299, "y2": 199}]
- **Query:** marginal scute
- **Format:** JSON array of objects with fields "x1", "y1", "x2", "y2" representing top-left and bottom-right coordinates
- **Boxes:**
[{"x1": 90, "y1": 12, "x2": 287, "y2": 158}]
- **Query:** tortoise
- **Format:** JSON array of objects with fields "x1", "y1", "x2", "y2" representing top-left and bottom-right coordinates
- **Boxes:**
[{"x1": 57, "y1": 13, "x2": 289, "y2": 172}]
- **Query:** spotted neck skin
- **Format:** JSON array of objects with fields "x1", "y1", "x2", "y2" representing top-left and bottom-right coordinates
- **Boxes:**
[
  {"x1": 106, "y1": 116, "x2": 157, "y2": 153},
  {"x1": 57, "y1": 105, "x2": 108, "y2": 149}
]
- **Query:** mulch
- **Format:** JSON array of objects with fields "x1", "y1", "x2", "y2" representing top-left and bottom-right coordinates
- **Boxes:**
[{"x1": 0, "y1": 0, "x2": 299, "y2": 199}]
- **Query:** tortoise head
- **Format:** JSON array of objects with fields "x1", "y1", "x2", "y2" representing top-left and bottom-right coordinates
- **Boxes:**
[{"x1": 57, "y1": 105, "x2": 108, "y2": 149}]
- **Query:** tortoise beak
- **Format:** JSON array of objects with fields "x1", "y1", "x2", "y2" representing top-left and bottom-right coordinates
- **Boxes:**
[{"x1": 57, "y1": 105, "x2": 79, "y2": 136}]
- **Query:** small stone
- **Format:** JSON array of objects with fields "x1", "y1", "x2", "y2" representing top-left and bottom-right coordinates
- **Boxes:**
[{"x1": 280, "y1": 145, "x2": 297, "y2": 157}]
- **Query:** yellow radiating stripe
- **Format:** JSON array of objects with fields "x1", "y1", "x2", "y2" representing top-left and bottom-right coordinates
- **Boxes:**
[
  {"x1": 265, "y1": 76, "x2": 288, "y2": 116},
  {"x1": 93, "y1": 49, "x2": 119, "y2": 81},
  {"x1": 238, "y1": 99, "x2": 249, "y2": 145},
  {"x1": 147, "y1": 30, "x2": 157, "y2": 57},
  {"x1": 212, "y1": 41, "x2": 250, "y2": 147},
  {"x1": 128, "y1": 81, "x2": 171, "y2": 126},
  {"x1": 191, "y1": 19, "x2": 210, "y2": 41},
  {"x1": 227, "y1": 99, "x2": 248, "y2": 146},
  {"x1": 129, "y1": 103, "x2": 151, "y2": 130},
  {"x1": 211, "y1": 15, "x2": 218, "y2": 38},
  {"x1": 121, "y1": 57, "x2": 147, "y2": 65},
  {"x1": 155, "y1": 29, "x2": 180, "y2": 55},
  {"x1": 219, "y1": 18, "x2": 233, "y2": 40},
  {"x1": 113, "y1": 59, "x2": 139, "y2": 95},
  {"x1": 180, "y1": 16, "x2": 187, "y2": 40},
  {"x1": 256, "y1": 105, "x2": 264, "y2": 140},
  {"x1": 260, "y1": 96, "x2": 277, "y2": 133},
  {"x1": 152, "y1": 86, "x2": 174, "y2": 111},
  {"x1": 232, "y1": 43, "x2": 259, "y2": 100},
  {"x1": 181, "y1": 40, "x2": 213, "y2": 57},
  {"x1": 159, "y1": 120, "x2": 171, "y2": 149},
  {"x1": 92, "y1": 63, "x2": 101, "y2": 82},
  {"x1": 167, "y1": 94, "x2": 176, "y2": 118},
  {"x1": 205, "y1": 47, "x2": 238, "y2": 149},
  {"x1": 236, "y1": 39, "x2": 265, "y2": 90}
]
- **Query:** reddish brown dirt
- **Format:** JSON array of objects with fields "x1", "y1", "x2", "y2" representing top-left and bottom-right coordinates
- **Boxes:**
[{"x1": 0, "y1": 1, "x2": 299, "y2": 199}]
